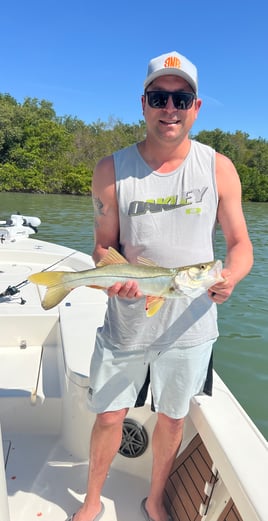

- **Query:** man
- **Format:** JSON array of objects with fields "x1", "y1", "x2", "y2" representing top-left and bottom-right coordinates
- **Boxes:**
[{"x1": 68, "y1": 51, "x2": 253, "y2": 521}]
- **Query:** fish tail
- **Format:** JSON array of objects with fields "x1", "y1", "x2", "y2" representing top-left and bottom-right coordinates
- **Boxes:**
[{"x1": 28, "y1": 271, "x2": 72, "y2": 310}]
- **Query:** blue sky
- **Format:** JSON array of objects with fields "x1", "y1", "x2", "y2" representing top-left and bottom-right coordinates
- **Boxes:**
[{"x1": 1, "y1": 0, "x2": 267, "y2": 140}]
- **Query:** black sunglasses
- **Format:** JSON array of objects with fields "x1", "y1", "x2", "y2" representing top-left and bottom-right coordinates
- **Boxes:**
[{"x1": 146, "y1": 90, "x2": 196, "y2": 110}]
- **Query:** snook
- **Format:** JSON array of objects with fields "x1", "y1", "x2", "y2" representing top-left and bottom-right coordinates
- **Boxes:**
[{"x1": 28, "y1": 247, "x2": 224, "y2": 316}]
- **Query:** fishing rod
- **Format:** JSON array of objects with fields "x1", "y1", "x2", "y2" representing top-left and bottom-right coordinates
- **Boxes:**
[{"x1": 0, "y1": 251, "x2": 77, "y2": 303}]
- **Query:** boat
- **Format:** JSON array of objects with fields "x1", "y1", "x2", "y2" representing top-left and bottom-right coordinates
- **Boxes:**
[{"x1": 0, "y1": 213, "x2": 267, "y2": 521}]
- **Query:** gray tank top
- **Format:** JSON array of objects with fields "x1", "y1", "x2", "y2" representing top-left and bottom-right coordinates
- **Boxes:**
[{"x1": 98, "y1": 140, "x2": 219, "y2": 351}]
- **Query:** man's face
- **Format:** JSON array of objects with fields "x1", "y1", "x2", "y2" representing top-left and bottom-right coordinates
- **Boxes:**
[{"x1": 142, "y1": 75, "x2": 201, "y2": 145}]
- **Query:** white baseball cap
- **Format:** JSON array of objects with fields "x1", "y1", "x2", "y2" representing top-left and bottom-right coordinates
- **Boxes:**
[{"x1": 144, "y1": 51, "x2": 198, "y2": 94}]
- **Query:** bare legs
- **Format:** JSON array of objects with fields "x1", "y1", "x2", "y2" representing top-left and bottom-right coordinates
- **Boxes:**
[
  {"x1": 72, "y1": 408, "x2": 128, "y2": 521},
  {"x1": 72, "y1": 410, "x2": 184, "y2": 521},
  {"x1": 145, "y1": 413, "x2": 184, "y2": 521}
]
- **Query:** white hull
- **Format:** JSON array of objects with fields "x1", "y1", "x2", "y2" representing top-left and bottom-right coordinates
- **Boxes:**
[{"x1": 0, "y1": 218, "x2": 267, "y2": 521}]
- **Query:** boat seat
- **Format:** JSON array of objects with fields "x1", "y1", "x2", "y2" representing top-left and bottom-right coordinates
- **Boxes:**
[
  {"x1": 59, "y1": 288, "x2": 107, "y2": 388},
  {"x1": 0, "y1": 345, "x2": 43, "y2": 396}
]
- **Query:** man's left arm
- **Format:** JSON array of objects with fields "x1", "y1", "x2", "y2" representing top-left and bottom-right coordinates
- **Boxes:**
[{"x1": 208, "y1": 152, "x2": 254, "y2": 304}]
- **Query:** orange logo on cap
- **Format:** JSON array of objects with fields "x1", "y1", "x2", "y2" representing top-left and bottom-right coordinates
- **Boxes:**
[{"x1": 164, "y1": 56, "x2": 181, "y2": 69}]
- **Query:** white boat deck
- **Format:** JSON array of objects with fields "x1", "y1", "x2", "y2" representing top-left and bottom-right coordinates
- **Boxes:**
[{"x1": 4, "y1": 430, "x2": 152, "y2": 521}]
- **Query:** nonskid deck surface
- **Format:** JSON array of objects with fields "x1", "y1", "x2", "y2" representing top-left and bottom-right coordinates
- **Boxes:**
[
  {"x1": 5, "y1": 432, "x2": 150, "y2": 521},
  {"x1": 5, "y1": 430, "x2": 244, "y2": 521}
]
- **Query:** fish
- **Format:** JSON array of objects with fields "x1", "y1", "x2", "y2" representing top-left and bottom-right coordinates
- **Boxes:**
[{"x1": 28, "y1": 247, "x2": 224, "y2": 316}]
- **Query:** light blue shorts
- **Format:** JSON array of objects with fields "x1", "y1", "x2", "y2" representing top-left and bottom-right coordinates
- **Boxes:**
[{"x1": 88, "y1": 336, "x2": 216, "y2": 419}]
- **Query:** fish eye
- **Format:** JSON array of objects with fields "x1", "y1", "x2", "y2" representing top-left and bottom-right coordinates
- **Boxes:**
[{"x1": 188, "y1": 265, "x2": 209, "y2": 280}]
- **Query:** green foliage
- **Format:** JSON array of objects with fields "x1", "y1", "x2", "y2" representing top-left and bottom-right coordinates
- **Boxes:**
[
  {"x1": 0, "y1": 93, "x2": 267, "y2": 201},
  {"x1": 192, "y1": 129, "x2": 268, "y2": 202}
]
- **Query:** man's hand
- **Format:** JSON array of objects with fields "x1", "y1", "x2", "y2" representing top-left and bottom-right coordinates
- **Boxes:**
[
  {"x1": 107, "y1": 280, "x2": 143, "y2": 299},
  {"x1": 208, "y1": 269, "x2": 235, "y2": 304}
]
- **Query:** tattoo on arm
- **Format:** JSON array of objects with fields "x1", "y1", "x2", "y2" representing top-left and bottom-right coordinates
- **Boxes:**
[
  {"x1": 93, "y1": 196, "x2": 104, "y2": 216},
  {"x1": 93, "y1": 195, "x2": 105, "y2": 229}
]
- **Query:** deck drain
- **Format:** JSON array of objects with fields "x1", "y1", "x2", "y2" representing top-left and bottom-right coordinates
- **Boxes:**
[{"x1": 119, "y1": 418, "x2": 148, "y2": 458}]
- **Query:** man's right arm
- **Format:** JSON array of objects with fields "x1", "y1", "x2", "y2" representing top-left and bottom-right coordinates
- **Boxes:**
[
  {"x1": 92, "y1": 155, "x2": 120, "y2": 264},
  {"x1": 92, "y1": 155, "x2": 142, "y2": 299}
]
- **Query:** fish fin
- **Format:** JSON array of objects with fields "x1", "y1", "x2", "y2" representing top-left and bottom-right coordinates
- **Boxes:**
[
  {"x1": 42, "y1": 287, "x2": 71, "y2": 310},
  {"x1": 28, "y1": 271, "x2": 72, "y2": 310},
  {"x1": 145, "y1": 296, "x2": 165, "y2": 317},
  {"x1": 137, "y1": 256, "x2": 158, "y2": 267},
  {"x1": 29, "y1": 271, "x2": 67, "y2": 287},
  {"x1": 96, "y1": 247, "x2": 129, "y2": 267}
]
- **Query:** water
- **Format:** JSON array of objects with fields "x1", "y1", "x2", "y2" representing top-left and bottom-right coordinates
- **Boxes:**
[{"x1": 0, "y1": 192, "x2": 267, "y2": 440}]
